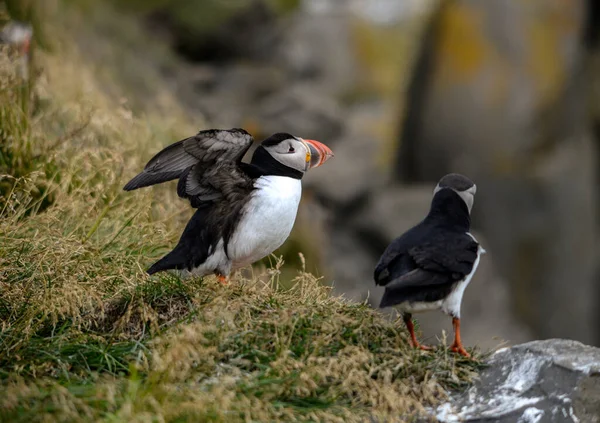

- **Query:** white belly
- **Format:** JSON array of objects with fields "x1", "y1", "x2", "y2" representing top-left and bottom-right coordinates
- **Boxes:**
[
  {"x1": 228, "y1": 175, "x2": 302, "y2": 268},
  {"x1": 397, "y1": 300, "x2": 444, "y2": 314}
]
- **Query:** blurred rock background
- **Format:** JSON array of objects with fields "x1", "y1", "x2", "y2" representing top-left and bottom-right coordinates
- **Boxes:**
[{"x1": 7, "y1": 0, "x2": 599, "y2": 349}]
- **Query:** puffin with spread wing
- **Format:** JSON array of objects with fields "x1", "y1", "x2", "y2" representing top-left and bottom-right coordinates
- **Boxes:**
[
  {"x1": 124, "y1": 128, "x2": 333, "y2": 283},
  {"x1": 374, "y1": 174, "x2": 485, "y2": 357}
]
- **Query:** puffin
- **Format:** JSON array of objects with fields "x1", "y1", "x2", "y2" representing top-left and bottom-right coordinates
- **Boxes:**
[
  {"x1": 124, "y1": 128, "x2": 333, "y2": 283},
  {"x1": 373, "y1": 174, "x2": 485, "y2": 357}
]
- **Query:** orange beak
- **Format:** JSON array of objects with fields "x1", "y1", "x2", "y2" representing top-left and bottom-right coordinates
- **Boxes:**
[{"x1": 304, "y1": 139, "x2": 334, "y2": 170}]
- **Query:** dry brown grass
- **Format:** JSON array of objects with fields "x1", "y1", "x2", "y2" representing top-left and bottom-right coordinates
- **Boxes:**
[
  {"x1": 1, "y1": 244, "x2": 483, "y2": 422},
  {"x1": 0, "y1": 2, "x2": 484, "y2": 422}
]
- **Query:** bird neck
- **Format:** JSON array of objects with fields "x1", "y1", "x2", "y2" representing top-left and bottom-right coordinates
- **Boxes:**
[
  {"x1": 424, "y1": 189, "x2": 471, "y2": 231},
  {"x1": 248, "y1": 146, "x2": 304, "y2": 179}
]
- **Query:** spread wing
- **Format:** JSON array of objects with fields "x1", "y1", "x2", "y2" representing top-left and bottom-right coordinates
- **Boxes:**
[
  {"x1": 123, "y1": 128, "x2": 254, "y2": 195},
  {"x1": 130, "y1": 130, "x2": 258, "y2": 274},
  {"x1": 176, "y1": 161, "x2": 255, "y2": 209},
  {"x1": 377, "y1": 232, "x2": 480, "y2": 307}
]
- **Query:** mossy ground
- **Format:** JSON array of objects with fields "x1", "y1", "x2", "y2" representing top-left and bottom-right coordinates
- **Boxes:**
[{"x1": 0, "y1": 2, "x2": 484, "y2": 421}]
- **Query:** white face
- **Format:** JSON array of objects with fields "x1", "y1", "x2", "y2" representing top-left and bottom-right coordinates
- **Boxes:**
[
  {"x1": 433, "y1": 184, "x2": 477, "y2": 214},
  {"x1": 263, "y1": 137, "x2": 311, "y2": 173}
]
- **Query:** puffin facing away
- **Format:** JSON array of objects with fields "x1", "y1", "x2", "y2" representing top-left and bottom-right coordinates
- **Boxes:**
[
  {"x1": 124, "y1": 128, "x2": 333, "y2": 283},
  {"x1": 374, "y1": 174, "x2": 485, "y2": 357}
]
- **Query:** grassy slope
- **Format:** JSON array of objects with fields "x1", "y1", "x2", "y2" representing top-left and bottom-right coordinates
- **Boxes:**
[{"x1": 0, "y1": 2, "x2": 483, "y2": 422}]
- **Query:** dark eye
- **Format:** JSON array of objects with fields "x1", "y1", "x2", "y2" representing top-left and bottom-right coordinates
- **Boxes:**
[{"x1": 288, "y1": 146, "x2": 295, "y2": 153}]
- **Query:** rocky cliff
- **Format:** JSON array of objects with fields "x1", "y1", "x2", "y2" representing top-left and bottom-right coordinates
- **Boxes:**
[{"x1": 432, "y1": 339, "x2": 600, "y2": 423}]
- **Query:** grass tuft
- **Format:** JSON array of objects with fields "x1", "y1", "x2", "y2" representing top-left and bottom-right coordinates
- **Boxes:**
[{"x1": 1, "y1": 207, "x2": 484, "y2": 421}]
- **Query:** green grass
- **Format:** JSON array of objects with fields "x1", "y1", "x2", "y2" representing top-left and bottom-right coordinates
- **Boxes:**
[{"x1": 0, "y1": 1, "x2": 485, "y2": 421}]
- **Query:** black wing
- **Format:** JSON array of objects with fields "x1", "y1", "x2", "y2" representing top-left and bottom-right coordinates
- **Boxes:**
[
  {"x1": 408, "y1": 234, "x2": 478, "y2": 279},
  {"x1": 374, "y1": 250, "x2": 413, "y2": 287},
  {"x1": 374, "y1": 224, "x2": 424, "y2": 287},
  {"x1": 125, "y1": 129, "x2": 256, "y2": 275},
  {"x1": 123, "y1": 128, "x2": 254, "y2": 200},
  {"x1": 378, "y1": 232, "x2": 479, "y2": 308}
]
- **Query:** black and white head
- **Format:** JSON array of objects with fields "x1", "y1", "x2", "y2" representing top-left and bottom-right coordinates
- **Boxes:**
[
  {"x1": 251, "y1": 133, "x2": 333, "y2": 177},
  {"x1": 433, "y1": 173, "x2": 477, "y2": 213}
]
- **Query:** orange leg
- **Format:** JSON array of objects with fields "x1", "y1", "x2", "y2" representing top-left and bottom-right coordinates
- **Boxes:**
[
  {"x1": 217, "y1": 274, "x2": 228, "y2": 285},
  {"x1": 403, "y1": 314, "x2": 433, "y2": 351},
  {"x1": 449, "y1": 317, "x2": 470, "y2": 357}
]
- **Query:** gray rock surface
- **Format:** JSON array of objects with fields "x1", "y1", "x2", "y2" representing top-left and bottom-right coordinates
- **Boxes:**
[{"x1": 433, "y1": 339, "x2": 600, "y2": 422}]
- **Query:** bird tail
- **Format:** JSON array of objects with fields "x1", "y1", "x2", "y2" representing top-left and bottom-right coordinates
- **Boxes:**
[
  {"x1": 378, "y1": 270, "x2": 449, "y2": 308},
  {"x1": 146, "y1": 208, "x2": 214, "y2": 275},
  {"x1": 147, "y1": 247, "x2": 187, "y2": 275}
]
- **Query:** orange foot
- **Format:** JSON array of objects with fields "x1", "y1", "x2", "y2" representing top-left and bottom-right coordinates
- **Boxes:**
[
  {"x1": 450, "y1": 317, "x2": 471, "y2": 358},
  {"x1": 450, "y1": 342, "x2": 471, "y2": 358},
  {"x1": 414, "y1": 342, "x2": 434, "y2": 351},
  {"x1": 217, "y1": 275, "x2": 228, "y2": 285},
  {"x1": 404, "y1": 315, "x2": 433, "y2": 351}
]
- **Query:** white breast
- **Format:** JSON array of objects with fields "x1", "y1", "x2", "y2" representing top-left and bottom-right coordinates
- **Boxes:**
[{"x1": 228, "y1": 175, "x2": 302, "y2": 269}]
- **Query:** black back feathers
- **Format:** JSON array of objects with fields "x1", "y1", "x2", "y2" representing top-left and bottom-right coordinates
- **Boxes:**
[{"x1": 374, "y1": 187, "x2": 479, "y2": 308}]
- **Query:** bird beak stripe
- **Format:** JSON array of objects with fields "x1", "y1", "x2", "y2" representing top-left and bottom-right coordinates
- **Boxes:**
[{"x1": 303, "y1": 139, "x2": 334, "y2": 169}]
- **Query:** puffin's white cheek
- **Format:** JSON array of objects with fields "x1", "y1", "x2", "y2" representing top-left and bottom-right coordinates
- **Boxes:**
[{"x1": 458, "y1": 192, "x2": 474, "y2": 213}]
